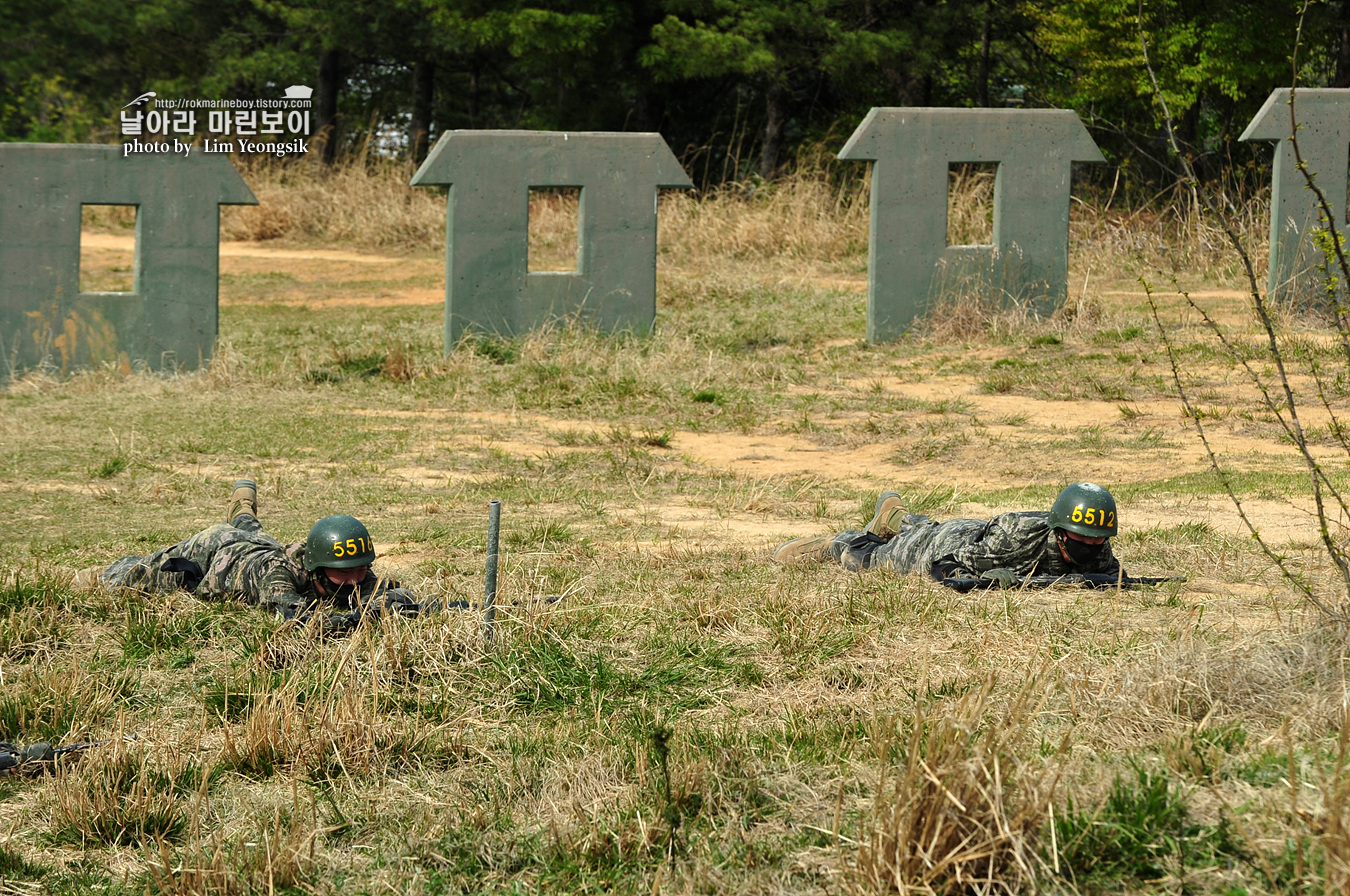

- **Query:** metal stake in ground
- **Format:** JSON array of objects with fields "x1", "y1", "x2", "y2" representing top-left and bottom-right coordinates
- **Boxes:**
[{"x1": 483, "y1": 500, "x2": 501, "y2": 640}]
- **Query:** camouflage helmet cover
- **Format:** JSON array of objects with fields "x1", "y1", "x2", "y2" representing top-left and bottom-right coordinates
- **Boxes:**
[
  {"x1": 1049, "y1": 482, "x2": 1118, "y2": 537},
  {"x1": 304, "y1": 514, "x2": 376, "y2": 570}
]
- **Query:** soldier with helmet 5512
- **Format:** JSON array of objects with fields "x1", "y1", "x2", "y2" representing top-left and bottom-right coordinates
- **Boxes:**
[
  {"x1": 85, "y1": 479, "x2": 435, "y2": 634},
  {"x1": 772, "y1": 482, "x2": 1125, "y2": 586}
]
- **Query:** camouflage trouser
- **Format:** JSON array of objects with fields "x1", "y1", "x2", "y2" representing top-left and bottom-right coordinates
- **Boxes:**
[
  {"x1": 101, "y1": 514, "x2": 273, "y2": 595},
  {"x1": 829, "y1": 514, "x2": 985, "y2": 575}
]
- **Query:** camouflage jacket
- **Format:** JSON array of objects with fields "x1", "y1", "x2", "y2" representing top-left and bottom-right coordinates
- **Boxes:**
[{"x1": 873, "y1": 510, "x2": 1121, "y2": 579}]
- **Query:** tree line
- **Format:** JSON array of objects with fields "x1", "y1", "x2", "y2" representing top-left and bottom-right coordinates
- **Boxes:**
[{"x1": 3, "y1": 0, "x2": 1348, "y2": 187}]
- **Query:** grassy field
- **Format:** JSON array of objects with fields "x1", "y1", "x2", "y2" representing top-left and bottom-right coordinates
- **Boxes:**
[{"x1": 2, "y1": 160, "x2": 1349, "y2": 895}]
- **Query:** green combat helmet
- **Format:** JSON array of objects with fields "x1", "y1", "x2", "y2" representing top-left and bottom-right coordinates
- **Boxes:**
[
  {"x1": 1049, "y1": 482, "x2": 1118, "y2": 538},
  {"x1": 304, "y1": 515, "x2": 376, "y2": 570}
]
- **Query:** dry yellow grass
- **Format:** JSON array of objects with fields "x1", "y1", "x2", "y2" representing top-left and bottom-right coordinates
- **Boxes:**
[
  {"x1": 43, "y1": 732, "x2": 193, "y2": 847},
  {"x1": 853, "y1": 676, "x2": 1051, "y2": 895},
  {"x1": 220, "y1": 157, "x2": 445, "y2": 248},
  {"x1": 4, "y1": 146, "x2": 1346, "y2": 896}
]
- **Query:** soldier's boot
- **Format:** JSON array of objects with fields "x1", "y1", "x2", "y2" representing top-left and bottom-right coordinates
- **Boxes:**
[
  {"x1": 226, "y1": 479, "x2": 258, "y2": 522},
  {"x1": 73, "y1": 566, "x2": 103, "y2": 589},
  {"x1": 865, "y1": 491, "x2": 904, "y2": 538},
  {"x1": 772, "y1": 535, "x2": 834, "y2": 566}
]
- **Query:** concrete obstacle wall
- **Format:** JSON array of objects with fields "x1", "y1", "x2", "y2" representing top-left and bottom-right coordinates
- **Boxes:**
[
  {"x1": 7, "y1": 98, "x2": 1349, "y2": 372},
  {"x1": 411, "y1": 131, "x2": 693, "y2": 347},
  {"x1": 839, "y1": 108, "x2": 1105, "y2": 342},
  {"x1": 1240, "y1": 89, "x2": 1350, "y2": 307},
  {"x1": 0, "y1": 144, "x2": 256, "y2": 372}
]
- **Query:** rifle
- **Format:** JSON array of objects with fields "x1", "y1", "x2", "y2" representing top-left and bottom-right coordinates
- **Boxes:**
[
  {"x1": 936, "y1": 571, "x2": 1186, "y2": 594},
  {"x1": 324, "y1": 594, "x2": 563, "y2": 636},
  {"x1": 0, "y1": 734, "x2": 136, "y2": 773}
]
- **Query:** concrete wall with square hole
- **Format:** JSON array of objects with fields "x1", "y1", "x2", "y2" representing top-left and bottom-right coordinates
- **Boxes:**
[
  {"x1": 1241, "y1": 89, "x2": 1350, "y2": 310},
  {"x1": 6, "y1": 96, "x2": 1347, "y2": 374},
  {"x1": 0, "y1": 144, "x2": 256, "y2": 373},
  {"x1": 412, "y1": 131, "x2": 693, "y2": 346},
  {"x1": 839, "y1": 108, "x2": 1105, "y2": 342}
]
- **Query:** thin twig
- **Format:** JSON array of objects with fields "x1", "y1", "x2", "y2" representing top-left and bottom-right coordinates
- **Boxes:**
[
  {"x1": 1289, "y1": 2, "x2": 1350, "y2": 368},
  {"x1": 1142, "y1": 280, "x2": 1332, "y2": 617},
  {"x1": 1174, "y1": 284, "x2": 1350, "y2": 529},
  {"x1": 1283, "y1": 1, "x2": 1350, "y2": 599},
  {"x1": 1137, "y1": 0, "x2": 1350, "y2": 619}
]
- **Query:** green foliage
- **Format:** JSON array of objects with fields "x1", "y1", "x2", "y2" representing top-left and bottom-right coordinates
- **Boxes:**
[
  {"x1": 1231, "y1": 748, "x2": 1289, "y2": 788},
  {"x1": 1313, "y1": 226, "x2": 1347, "y2": 306},
  {"x1": 0, "y1": 0, "x2": 311, "y2": 141},
  {"x1": 0, "y1": 842, "x2": 46, "y2": 878},
  {"x1": 1033, "y1": 0, "x2": 1317, "y2": 174},
  {"x1": 504, "y1": 520, "x2": 575, "y2": 549},
  {"x1": 1162, "y1": 721, "x2": 1248, "y2": 783},
  {"x1": 92, "y1": 455, "x2": 128, "y2": 479},
  {"x1": 470, "y1": 336, "x2": 519, "y2": 365},
  {"x1": 119, "y1": 598, "x2": 213, "y2": 665},
  {"x1": 486, "y1": 634, "x2": 740, "y2": 715},
  {"x1": 1090, "y1": 324, "x2": 1145, "y2": 345},
  {"x1": 0, "y1": 570, "x2": 67, "y2": 613},
  {"x1": 201, "y1": 671, "x2": 276, "y2": 721},
  {"x1": 1055, "y1": 765, "x2": 1245, "y2": 886},
  {"x1": 18, "y1": 0, "x2": 1332, "y2": 188},
  {"x1": 642, "y1": 5, "x2": 794, "y2": 81}
]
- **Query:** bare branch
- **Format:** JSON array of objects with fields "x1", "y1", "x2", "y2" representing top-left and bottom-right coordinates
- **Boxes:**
[
  {"x1": 1137, "y1": 1, "x2": 1350, "y2": 616},
  {"x1": 1143, "y1": 280, "x2": 1338, "y2": 618}
]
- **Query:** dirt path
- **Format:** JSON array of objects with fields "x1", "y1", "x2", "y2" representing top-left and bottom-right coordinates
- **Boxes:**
[
  {"x1": 78, "y1": 234, "x2": 1319, "y2": 546},
  {"x1": 345, "y1": 403, "x2": 1324, "y2": 547},
  {"x1": 83, "y1": 233, "x2": 409, "y2": 265}
]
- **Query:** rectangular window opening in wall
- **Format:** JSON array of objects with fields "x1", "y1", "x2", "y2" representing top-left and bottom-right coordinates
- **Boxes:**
[
  {"x1": 947, "y1": 162, "x2": 997, "y2": 247},
  {"x1": 528, "y1": 187, "x2": 580, "y2": 272},
  {"x1": 80, "y1": 204, "x2": 138, "y2": 293}
]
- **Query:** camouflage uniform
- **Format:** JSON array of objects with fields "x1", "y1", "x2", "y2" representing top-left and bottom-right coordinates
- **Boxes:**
[
  {"x1": 828, "y1": 510, "x2": 1122, "y2": 579},
  {"x1": 100, "y1": 513, "x2": 427, "y2": 634}
]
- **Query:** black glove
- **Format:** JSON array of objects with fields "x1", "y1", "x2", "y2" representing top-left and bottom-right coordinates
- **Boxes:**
[
  {"x1": 979, "y1": 568, "x2": 1018, "y2": 588},
  {"x1": 160, "y1": 557, "x2": 205, "y2": 592},
  {"x1": 381, "y1": 587, "x2": 421, "y2": 617},
  {"x1": 323, "y1": 609, "x2": 364, "y2": 637}
]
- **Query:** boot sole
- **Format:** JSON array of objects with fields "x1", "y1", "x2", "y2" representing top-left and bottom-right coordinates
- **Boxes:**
[
  {"x1": 865, "y1": 491, "x2": 904, "y2": 537},
  {"x1": 772, "y1": 535, "x2": 833, "y2": 565}
]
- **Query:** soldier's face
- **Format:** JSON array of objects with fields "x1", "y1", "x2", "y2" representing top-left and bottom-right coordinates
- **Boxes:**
[
  {"x1": 1057, "y1": 529, "x2": 1107, "y2": 564},
  {"x1": 318, "y1": 566, "x2": 368, "y2": 589}
]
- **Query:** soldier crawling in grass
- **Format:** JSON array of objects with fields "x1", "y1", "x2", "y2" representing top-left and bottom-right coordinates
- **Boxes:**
[
  {"x1": 773, "y1": 482, "x2": 1126, "y2": 587},
  {"x1": 86, "y1": 479, "x2": 439, "y2": 635}
]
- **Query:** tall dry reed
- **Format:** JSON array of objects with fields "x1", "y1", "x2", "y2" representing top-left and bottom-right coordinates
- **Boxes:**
[
  {"x1": 215, "y1": 149, "x2": 874, "y2": 266},
  {"x1": 660, "y1": 168, "x2": 870, "y2": 265},
  {"x1": 209, "y1": 149, "x2": 1272, "y2": 297},
  {"x1": 220, "y1": 157, "x2": 444, "y2": 250},
  {"x1": 853, "y1": 677, "x2": 1053, "y2": 895}
]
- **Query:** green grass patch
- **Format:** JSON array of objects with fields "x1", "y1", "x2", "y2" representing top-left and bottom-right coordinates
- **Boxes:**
[{"x1": 1055, "y1": 765, "x2": 1246, "y2": 888}]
